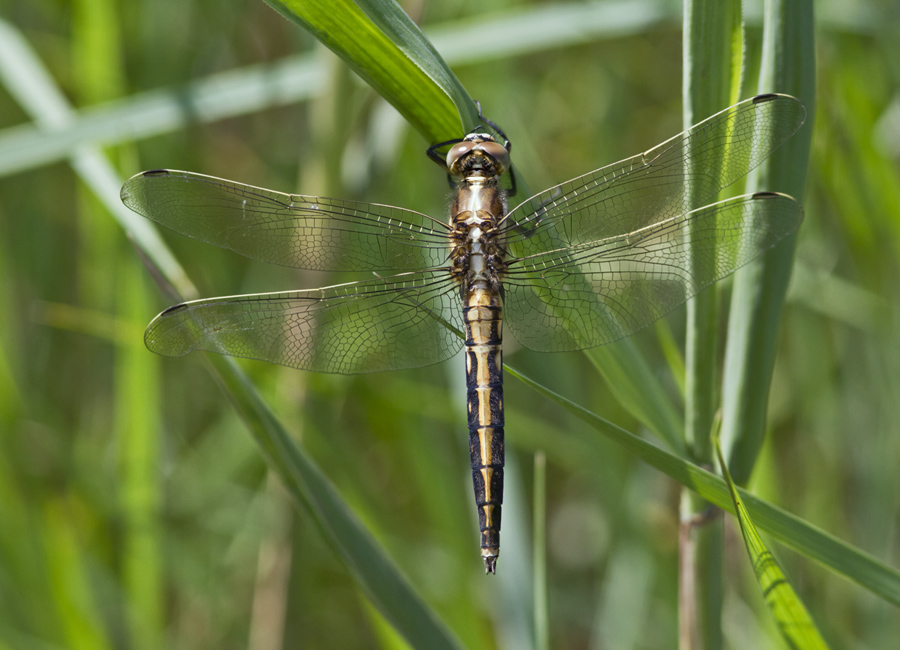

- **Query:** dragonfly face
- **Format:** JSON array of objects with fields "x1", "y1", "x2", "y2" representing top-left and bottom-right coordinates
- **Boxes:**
[
  {"x1": 445, "y1": 133, "x2": 511, "y2": 177},
  {"x1": 121, "y1": 93, "x2": 806, "y2": 575}
]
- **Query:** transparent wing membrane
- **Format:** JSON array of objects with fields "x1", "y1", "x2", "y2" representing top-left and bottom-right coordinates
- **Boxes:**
[
  {"x1": 121, "y1": 170, "x2": 451, "y2": 272},
  {"x1": 503, "y1": 192, "x2": 803, "y2": 352},
  {"x1": 127, "y1": 94, "x2": 805, "y2": 372},
  {"x1": 502, "y1": 94, "x2": 805, "y2": 251},
  {"x1": 144, "y1": 270, "x2": 463, "y2": 374}
]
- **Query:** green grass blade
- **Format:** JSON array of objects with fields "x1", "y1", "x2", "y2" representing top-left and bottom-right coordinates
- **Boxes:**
[
  {"x1": 262, "y1": 0, "x2": 471, "y2": 143},
  {"x1": 353, "y1": 0, "x2": 472, "y2": 116},
  {"x1": 504, "y1": 363, "x2": 900, "y2": 607},
  {"x1": 714, "y1": 434, "x2": 831, "y2": 649},
  {"x1": 720, "y1": 0, "x2": 815, "y2": 483},
  {"x1": 44, "y1": 501, "x2": 114, "y2": 650},
  {"x1": 427, "y1": 0, "x2": 675, "y2": 64},
  {"x1": 73, "y1": 0, "x2": 166, "y2": 644},
  {"x1": 0, "y1": 55, "x2": 325, "y2": 177}
]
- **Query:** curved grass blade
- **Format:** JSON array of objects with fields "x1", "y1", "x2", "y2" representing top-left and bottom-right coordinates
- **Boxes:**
[
  {"x1": 263, "y1": 0, "x2": 474, "y2": 143},
  {"x1": 353, "y1": 0, "x2": 473, "y2": 118},
  {"x1": 714, "y1": 432, "x2": 831, "y2": 649},
  {"x1": 504, "y1": 363, "x2": 900, "y2": 607}
]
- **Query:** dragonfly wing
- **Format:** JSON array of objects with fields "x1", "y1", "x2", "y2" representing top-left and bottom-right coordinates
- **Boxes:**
[
  {"x1": 145, "y1": 270, "x2": 463, "y2": 374},
  {"x1": 501, "y1": 94, "x2": 806, "y2": 253},
  {"x1": 121, "y1": 170, "x2": 450, "y2": 271},
  {"x1": 503, "y1": 193, "x2": 803, "y2": 352}
]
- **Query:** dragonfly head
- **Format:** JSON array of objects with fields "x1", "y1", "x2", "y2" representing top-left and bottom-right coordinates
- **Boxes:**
[{"x1": 446, "y1": 133, "x2": 510, "y2": 179}]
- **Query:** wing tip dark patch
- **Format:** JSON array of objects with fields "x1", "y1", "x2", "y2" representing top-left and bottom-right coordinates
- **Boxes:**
[
  {"x1": 750, "y1": 192, "x2": 803, "y2": 208},
  {"x1": 142, "y1": 169, "x2": 171, "y2": 177},
  {"x1": 753, "y1": 93, "x2": 779, "y2": 104},
  {"x1": 159, "y1": 302, "x2": 190, "y2": 316}
]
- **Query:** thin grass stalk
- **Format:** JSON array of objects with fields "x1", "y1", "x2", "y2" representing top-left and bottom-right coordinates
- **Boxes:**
[
  {"x1": 680, "y1": 1, "x2": 743, "y2": 647},
  {"x1": 533, "y1": 452, "x2": 549, "y2": 650},
  {"x1": 117, "y1": 263, "x2": 164, "y2": 650}
]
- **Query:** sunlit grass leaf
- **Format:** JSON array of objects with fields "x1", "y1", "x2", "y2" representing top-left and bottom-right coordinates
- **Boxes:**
[
  {"x1": 714, "y1": 432, "x2": 831, "y2": 649},
  {"x1": 262, "y1": 0, "x2": 473, "y2": 143}
]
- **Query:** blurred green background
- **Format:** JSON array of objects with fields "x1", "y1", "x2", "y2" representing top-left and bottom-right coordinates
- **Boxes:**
[{"x1": 1, "y1": 0, "x2": 898, "y2": 648}]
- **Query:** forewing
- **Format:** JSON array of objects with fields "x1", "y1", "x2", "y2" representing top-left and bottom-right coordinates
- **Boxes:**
[
  {"x1": 121, "y1": 170, "x2": 450, "y2": 271},
  {"x1": 503, "y1": 193, "x2": 803, "y2": 352},
  {"x1": 501, "y1": 94, "x2": 806, "y2": 253},
  {"x1": 145, "y1": 270, "x2": 463, "y2": 374}
]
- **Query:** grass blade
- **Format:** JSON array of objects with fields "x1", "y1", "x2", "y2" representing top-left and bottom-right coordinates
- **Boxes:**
[
  {"x1": 585, "y1": 343, "x2": 684, "y2": 454},
  {"x1": 262, "y1": 0, "x2": 471, "y2": 142},
  {"x1": 720, "y1": 0, "x2": 815, "y2": 483},
  {"x1": 714, "y1": 433, "x2": 831, "y2": 649}
]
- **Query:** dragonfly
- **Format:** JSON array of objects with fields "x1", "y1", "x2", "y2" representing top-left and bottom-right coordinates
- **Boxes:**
[{"x1": 121, "y1": 93, "x2": 806, "y2": 574}]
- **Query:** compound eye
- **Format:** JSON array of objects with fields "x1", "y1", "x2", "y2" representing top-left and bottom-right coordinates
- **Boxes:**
[
  {"x1": 446, "y1": 141, "x2": 475, "y2": 172},
  {"x1": 479, "y1": 140, "x2": 510, "y2": 173}
]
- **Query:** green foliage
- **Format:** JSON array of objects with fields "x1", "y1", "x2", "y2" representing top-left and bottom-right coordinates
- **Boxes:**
[{"x1": 1, "y1": 1, "x2": 898, "y2": 649}]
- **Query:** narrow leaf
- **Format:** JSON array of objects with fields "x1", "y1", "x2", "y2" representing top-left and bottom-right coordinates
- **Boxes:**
[
  {"x1": 720, "y1": 0, "x2": 815, "y2": 483},
  {"x1": 714, "y1": 434, "x2": 831, "y2": 649}
]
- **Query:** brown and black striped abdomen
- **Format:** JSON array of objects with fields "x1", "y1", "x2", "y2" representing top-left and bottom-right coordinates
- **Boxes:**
[{"x1": 464, "y1": 289, "x2": 504, "y2": 573}]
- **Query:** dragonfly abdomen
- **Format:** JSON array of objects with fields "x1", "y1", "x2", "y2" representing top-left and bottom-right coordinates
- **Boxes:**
[
  {"x1": 446, "y1": 145, "x2": 510, "y2": 574},
  {"x1": 463, "y1": 290, "x2": 505, "y2": 574}
]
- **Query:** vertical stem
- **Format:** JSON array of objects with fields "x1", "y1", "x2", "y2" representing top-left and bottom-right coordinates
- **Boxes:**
[
  {"x1": 118, "y1": 263, "x2": 164, "y2": 650},
  {"x1": 533, "y1": 452, "x2": 549, "y2": 650},
  {"x1": 680, "y1": 1, "x2": 743, "y2": 648}
]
